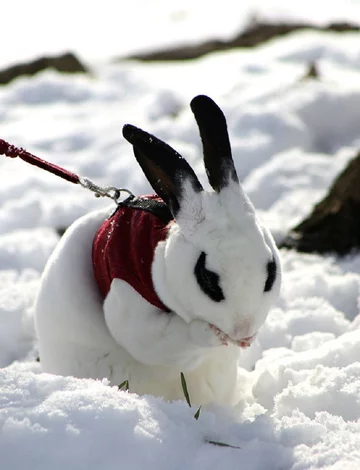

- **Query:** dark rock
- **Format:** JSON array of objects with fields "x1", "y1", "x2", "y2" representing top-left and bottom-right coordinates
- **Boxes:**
[
  {"x1": 0, "y1": 52, "x2": 88, "y2": 85},
  {"x1": 327, "y1": 21, "x2": 360, "y2": 32},
  {"x1": 127, "y1": 40, "x2": 227, "y2": 62},
  {"x1": 281, "y1": 152, "x2": 360, "y2": 256},
  {"x1": 122, "y1": 21, "x2": 360, "y2": 62},
  {"x1": 56, "y1": 227, "x2": 68, "y2": 237},
  {"x1": 301, "y1": 62, "x2": 320, "y2": 81}
]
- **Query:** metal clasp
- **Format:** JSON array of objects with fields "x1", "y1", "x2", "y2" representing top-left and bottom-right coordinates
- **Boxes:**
[{"x1": 79, "y1": 177, "x2": 134, "y2": 204}]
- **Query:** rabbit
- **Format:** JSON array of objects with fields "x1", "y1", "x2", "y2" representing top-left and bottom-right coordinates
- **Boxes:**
[{"x1": 35, "y1": 95, "x2": 281, "y2": 406}]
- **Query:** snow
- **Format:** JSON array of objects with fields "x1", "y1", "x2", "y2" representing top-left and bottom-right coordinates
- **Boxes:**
[
  {"x1": 2, "y1": 2, "x2": 360, "y2": 469},
  {"x1": 3, "y1": 0, "x2": 360, "y2": 68}
]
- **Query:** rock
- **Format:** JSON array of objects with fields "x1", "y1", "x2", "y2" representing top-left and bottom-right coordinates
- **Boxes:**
[
  {"x1": 122, "y1": 21, "x2": 360, "y2": 62},
  {"x1": 300, "y1": 62, "x2": 320, "y2": 81},
  {"x1": 55, "y1": 227, "x2": 68, "y2": 237},
  {"x1": 0, "y1": 52, "x2": 88, "y2": 85},
  {"x1": 281, "y1": 152, "x2": 360, "y2": 255}
]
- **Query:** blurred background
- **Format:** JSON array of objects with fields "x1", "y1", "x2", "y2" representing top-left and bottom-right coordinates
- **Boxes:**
[{"x1": 3, "y1": 0, "x2": 360, "y2": 68}]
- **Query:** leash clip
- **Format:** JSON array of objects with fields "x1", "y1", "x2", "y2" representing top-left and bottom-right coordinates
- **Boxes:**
[{"x1": 79, "y1": 177, "x2": 134, "y2": 204}]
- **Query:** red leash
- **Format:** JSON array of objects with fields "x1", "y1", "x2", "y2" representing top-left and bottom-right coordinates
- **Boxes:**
[
  {"x1": 0, "y1": 138, "x2": 133, "y2": 202},
  {"x1": 0, "y1": 138, "x2": 80, "y2": 184}
]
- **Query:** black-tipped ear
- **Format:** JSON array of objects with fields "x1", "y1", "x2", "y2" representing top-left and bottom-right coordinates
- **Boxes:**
[
  {"x1": 122, "y1": 124, "x2": 203, "y2": 216},
  {"x1": 190, "y1": 95, "x2": 238, "y2": 192}
]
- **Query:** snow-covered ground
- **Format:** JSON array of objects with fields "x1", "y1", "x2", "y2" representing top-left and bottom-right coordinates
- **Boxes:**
[
  {"x1": 3, "y1": 0, "x2": 360, "y2": 67},
  {"x1": 2, "y1": 2, "x2": 360, "y2": 469}
]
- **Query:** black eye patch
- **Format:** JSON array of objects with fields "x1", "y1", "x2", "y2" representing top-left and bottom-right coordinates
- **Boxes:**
[
  {"x1": 264, "y1": 258, "x2": 277, "y2": 292},
  {"x1": 194, "y1": 252, "x2": 225, "y2": 302}
]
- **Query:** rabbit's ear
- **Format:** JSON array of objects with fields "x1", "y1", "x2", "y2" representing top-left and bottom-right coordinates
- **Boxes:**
[
  {"x1": 190, "y1": 95, "x2": 239, "y2": 192},
  {"x1": 123, "y1": 124, "x2": 203, "y2": 216}
]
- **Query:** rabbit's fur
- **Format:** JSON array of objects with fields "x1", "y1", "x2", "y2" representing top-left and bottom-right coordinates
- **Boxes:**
[{"x1": 35, "y1": 96, "x2": 281, "y2": 405}]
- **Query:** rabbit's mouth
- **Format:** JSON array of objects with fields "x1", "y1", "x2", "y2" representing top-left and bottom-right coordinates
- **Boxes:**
[{"x1": 209, "y1": 324, "x2": 255, "y2": 348}]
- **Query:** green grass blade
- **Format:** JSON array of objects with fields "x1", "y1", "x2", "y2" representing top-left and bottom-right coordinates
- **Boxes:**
[
  {"x1": 180, "y1": 372, "x2": 192, "y2": 407},
  {"x1": 118, "y1": 379, "x2": 129, "y2": 391},
  {"x1": 205, "y1": 439, "x2": 241, "y2": 449},
  {"x1": 194, "y1": 406, "x2": 202, "y2": 420}
]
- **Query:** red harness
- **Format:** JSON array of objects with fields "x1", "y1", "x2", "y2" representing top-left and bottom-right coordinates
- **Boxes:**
[{"x1": 92, "y1": 195, "x2": 172, "y2": 312}]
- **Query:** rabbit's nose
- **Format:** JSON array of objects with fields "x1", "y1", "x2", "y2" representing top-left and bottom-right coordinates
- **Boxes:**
[{"x1": 232, "y1": 320, "x2": 253, "y2": 340}]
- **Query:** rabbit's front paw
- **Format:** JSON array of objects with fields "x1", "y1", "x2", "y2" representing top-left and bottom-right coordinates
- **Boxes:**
[{"x1": 189, "y1": 319, "x2": 228, "y2": 348}]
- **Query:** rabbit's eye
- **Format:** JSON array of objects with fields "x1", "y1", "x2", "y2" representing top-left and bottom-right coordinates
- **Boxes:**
[
  {"x1": 264, "y1": 258, "x2": 277, "y2": 292},
  {"x1": 194, "y1": 252, "x2": 224, "y2": 302}
]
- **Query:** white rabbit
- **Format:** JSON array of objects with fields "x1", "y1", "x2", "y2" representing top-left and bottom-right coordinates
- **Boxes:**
[{"x1": 35, "y1": 95, "x2": 281, "y2": 405}]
